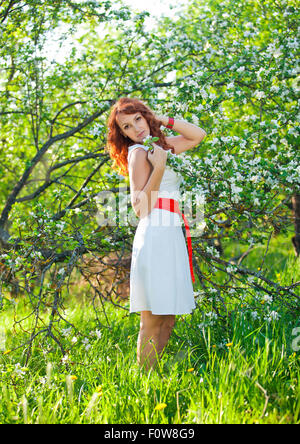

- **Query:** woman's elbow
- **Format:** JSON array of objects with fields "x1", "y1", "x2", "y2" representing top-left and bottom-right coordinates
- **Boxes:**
[{"x1": 198, "y1": 129, "x2": 207, "y2": 143}]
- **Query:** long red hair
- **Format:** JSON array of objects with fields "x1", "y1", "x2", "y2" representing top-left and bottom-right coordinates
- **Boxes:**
[{"x1": 105, "y1": 97, "x2": 175, "y2": 177}]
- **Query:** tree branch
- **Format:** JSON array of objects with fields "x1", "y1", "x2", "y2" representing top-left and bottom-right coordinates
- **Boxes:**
[{"x1": 0, "y1": 107, "x2": 107, "y2": 230}]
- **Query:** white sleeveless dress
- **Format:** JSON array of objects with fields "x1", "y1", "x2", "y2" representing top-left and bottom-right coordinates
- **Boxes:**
[{"x1": 128, "y1": 144, "x2": 196, "y2": 315}]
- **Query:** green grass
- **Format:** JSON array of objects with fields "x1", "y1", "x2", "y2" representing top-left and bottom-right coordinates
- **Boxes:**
[{"x1": 0, "y1": 232, "x2": 299, "y2": 424}]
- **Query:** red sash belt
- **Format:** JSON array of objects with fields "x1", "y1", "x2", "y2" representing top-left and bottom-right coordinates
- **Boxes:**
[{"x1": 153, "y1": 197, "x2": 195, "y2": 284}]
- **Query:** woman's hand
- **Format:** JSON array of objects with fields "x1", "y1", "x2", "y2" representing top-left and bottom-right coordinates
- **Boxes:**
[
  {"x1": 154, "y1": 114, "x2": 168, "y2": 126},
  {"x1": 147, "y1": 143, "x2": 167, "y2": 171}
]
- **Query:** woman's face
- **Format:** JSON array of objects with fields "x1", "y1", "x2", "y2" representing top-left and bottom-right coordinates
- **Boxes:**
[{"x1": 116, "y1": 112, "x2": 150, "y2": 143}]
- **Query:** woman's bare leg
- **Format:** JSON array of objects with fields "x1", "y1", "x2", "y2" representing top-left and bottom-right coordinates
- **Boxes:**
[
  {"x1": 137, "y1": 311, "x2": 164, "y2": 371},
  {"x1": 137, "y1": 311, "x2": 176, "y2": 371},
  {"x1": 157, "y1": 315, "x2": 176, "y2": 357}
]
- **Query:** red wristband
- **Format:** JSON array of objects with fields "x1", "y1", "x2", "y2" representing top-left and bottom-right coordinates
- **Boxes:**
[{"x1": 166, "y1": 116, "x2": 174, "y2": 129}]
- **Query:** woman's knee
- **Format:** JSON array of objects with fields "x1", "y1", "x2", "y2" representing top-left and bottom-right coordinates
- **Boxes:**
[
  {"x1": 140, "y1": 311, "x2": 165, "y2": 335},
  {"x1": 162, "y1": 315, "x2": 176, "y2": 333},
  {"x1": 166, "y1": 315, "x2": 176, "y2": 328}
]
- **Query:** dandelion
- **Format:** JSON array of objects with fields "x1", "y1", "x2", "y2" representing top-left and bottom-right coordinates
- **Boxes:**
[
  {"x1": 187, "y1": 368, "x2": 194, "y2": 372},
  {"x1": 226, "y1": 342, "x2": 233, "y2": 347},
  {"x1": 96, "y1": 385, "x2": 103, "y2": 394},
  {"x1": 154, "y1": 403, "x2": 167, "y2": 411},
  {"x1": 70, "y1": 375, "x2": 77, "y2": 381}
]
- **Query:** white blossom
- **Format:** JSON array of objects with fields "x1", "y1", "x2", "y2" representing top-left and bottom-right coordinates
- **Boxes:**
[
  {"x1": 254, "y1": 90, "x2": 266, "y2": 99},
  {"x1": 264, "y1": 311, "x2": 280, "y2": 322},
  {"x1": 14, "y1": 363, "x2": 27, "y2": 377},
  {"x1": 263, "y1": 295, "x2": 273, "y2": 304}
]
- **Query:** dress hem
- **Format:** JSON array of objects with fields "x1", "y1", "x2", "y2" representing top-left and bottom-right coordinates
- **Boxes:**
[{"x1": 130, "y1": 307, "x2": 196, "y2": 315}]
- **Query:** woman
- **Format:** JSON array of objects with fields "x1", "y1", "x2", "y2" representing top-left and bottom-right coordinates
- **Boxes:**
[{"x1": 106, "y1": 97, "x2": 207, "y2": 371}]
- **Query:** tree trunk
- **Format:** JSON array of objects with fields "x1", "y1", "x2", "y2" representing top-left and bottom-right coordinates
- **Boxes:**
[{"x1": 291, "y1": 193, "x2": 300, "y2": 257}]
